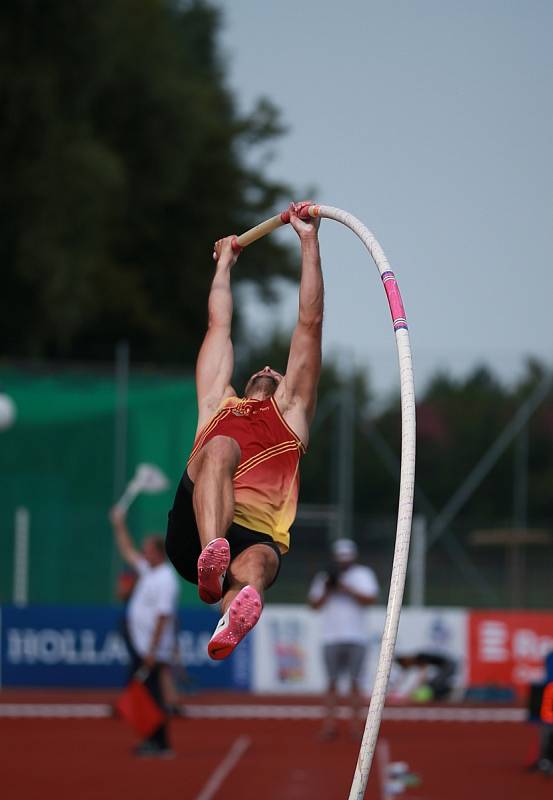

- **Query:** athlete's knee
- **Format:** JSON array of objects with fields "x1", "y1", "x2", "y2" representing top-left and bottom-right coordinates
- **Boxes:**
[
  {"x1": 197, "y1": 436, "x2": 240, "y2": 475},
  {"x1": 231, "y1": 544, "x2": 279, "y2": 586},
  {"x1": 248, "y1": 544, "x2": 278, "y2": 572}
]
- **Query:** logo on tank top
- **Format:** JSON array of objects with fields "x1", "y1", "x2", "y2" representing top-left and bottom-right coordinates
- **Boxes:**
[
  {"x1": 232, "y1": 400, "x2": 270, "y2": 417},
  {"x1": 232, "y1": 399, "x2": 252, "y2": 417},
  {"x1": 232, "y1": 406, "x2": 251, "y2": 416}
]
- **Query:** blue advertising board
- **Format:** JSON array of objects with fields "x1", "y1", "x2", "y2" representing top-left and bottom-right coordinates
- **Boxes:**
[{"x1": 0, "y1": 604, "x2": 251, "y2": 690}]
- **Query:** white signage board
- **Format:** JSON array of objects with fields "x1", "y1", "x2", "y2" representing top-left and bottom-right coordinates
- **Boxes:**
[{"x1": 252, "y1": 604, "x2": 468, "y2": 694}]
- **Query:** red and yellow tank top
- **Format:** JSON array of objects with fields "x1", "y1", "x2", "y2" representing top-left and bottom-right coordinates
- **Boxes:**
[{"x1": 187, "y1": 396, "x2": 306, "y2": 552}]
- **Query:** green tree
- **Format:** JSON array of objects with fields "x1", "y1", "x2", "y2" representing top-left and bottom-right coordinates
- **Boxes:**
[
  {"x1": 0, "y1": 0, "x2": 298, "y2": 361},
  {"x1": 408, "y1": 360, "x2": 553, "y2": 526}
]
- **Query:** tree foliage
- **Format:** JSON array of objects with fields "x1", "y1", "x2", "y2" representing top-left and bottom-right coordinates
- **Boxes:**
[
  {"x1": 359, "y1": 360, "x2": 553, "y2": 527},
  {"x1": 0, "y1": 0, "x2": 297, "y2": 361}
]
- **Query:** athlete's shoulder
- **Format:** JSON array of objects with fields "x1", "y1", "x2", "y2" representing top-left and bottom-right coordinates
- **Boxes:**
[
  {"x1": 196, "y1": 385, "x2": 237, "y2": 431},
  {"x1": 220, "y1": 394, "x2": 241, "y2": 408}
]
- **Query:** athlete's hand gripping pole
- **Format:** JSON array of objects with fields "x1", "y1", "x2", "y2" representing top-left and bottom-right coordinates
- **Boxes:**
[{"x1": 231, "y1": 202, "x2": 321, "y2": 253}]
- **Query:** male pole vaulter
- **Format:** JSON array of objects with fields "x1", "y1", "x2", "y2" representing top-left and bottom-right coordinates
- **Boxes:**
[{"x1": 166, "y1": 201, "x2": 323, "y2": 659}]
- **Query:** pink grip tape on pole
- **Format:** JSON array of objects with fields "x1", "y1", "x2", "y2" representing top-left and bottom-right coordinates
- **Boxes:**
[
  {"x1": 296, "y1": 201, "x2": 318, "y2": 220},
  {"x1": 381, "y1": 271, "x2": 408, "y2": 331}
]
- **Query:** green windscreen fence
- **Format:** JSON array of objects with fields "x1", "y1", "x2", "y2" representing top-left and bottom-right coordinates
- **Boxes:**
[{"x1": 0, "y1": 367, "x2": 200, "y2": 605}]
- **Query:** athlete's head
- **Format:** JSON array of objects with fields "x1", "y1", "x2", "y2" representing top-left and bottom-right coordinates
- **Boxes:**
[
  {"x1": 244, "y1": 365, "x2": 283, "y2": 398},
  {"x1": 142, "y1": 535, "x2": 166, "y2": 567}
]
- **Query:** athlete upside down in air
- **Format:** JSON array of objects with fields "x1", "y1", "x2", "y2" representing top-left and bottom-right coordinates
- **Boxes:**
[{"x1": 166, "y1": 201, "x2": 323, "y2": 659}]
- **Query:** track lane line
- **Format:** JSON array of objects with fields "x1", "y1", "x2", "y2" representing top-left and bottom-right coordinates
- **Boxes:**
[
  {"x1": 193, "y1": 735, "x2": 251, "y2": 800},
  {"x1": 0, "y1": 703, "x2": 527, "y2": 722}
]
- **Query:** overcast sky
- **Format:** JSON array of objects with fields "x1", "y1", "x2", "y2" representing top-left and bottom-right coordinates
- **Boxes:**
[{"x1": 214, "y1": 1, "x2": 552, "y2": 398}]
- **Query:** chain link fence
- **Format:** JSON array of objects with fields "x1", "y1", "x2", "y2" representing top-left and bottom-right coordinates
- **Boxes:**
[{"x1": 270, "y1": 507, "x2": 553, "y2": 609}]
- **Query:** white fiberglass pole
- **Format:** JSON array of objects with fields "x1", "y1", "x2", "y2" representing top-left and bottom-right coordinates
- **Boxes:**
[
  {"x1": 308, "y1": 205, "x2": 415, "y2": 798},
  {"x1": 236, "y1": 204, "x2": 416, "y2": 798}
]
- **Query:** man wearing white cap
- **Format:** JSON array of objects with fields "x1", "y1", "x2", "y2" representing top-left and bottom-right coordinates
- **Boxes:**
[{"x1": 308, "y1": 538, "x2": 379, "y2": 739}]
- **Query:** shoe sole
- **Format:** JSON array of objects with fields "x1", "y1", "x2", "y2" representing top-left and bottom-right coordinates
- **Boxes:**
[
  {"x1": 197, "y1": 538, "x2": 230, "y2": 604},
  {"x1": 208, "y1": 585, "x2": 262, "y2": 660}
]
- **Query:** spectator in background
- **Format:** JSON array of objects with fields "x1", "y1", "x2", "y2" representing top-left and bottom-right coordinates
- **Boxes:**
[
  {"x1": 308, "y1": 538, "x2": 379, "y2": 740},
  {"x1": 110, "y1": 506, "x2": 179, "y2": 757},
  {"x1": 115, "y1": 563, "x2": 184, "y2": 714}
]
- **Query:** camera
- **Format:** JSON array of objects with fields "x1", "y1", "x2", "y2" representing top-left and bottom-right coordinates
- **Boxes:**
[{"x1": 325, "y1": 564, "x2": 341, "y2": 589}]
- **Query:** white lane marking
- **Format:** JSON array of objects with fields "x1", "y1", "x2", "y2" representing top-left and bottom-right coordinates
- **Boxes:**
[
  {"x1": 0, "y1": 703, "x2": 527, "y2": 723},
  {"x1": 194, "y1": 735, "x2": 251, "y2": 800},
  {"x1": 376, "y1": 738, "x2": 392, "y2": 800},
  {"x1": 0, "y1": 704, "x2": 113, "y2": 717},
  {"x1": 182, "y1": 705, "x2": 527, "y2": 723}
]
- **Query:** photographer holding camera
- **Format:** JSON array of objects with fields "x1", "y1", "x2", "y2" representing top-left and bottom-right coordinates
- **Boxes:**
[{"x1": 308, "y1": 538, "x2": 379, "y2": 740}]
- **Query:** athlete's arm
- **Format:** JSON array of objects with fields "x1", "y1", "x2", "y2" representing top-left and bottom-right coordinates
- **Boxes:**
[
  {"x1": 195, "y1": 236, "x2": 241, "y2": 430},
  {"x1": 277, "y1": 203, "x2": 323, "y2": 445},
  {"x1": 109, "y1": 506, "x2": 143, "y2": 570}
]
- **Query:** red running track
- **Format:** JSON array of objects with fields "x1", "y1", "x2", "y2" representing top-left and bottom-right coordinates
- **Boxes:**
[{"x1": 0, "y1": 691, "x2": 550, "y2": 800}]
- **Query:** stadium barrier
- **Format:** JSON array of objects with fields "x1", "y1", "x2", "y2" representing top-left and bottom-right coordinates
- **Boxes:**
[
  {"x1": 0, "y1": 604, "x2": 250, "y2": 690},
  {"x1": 1, "y1": 603, "x2": 551, "y2": 695}
]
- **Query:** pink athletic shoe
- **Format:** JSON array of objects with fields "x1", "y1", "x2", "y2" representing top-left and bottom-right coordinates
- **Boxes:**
[
  {"x1": 207, "y1": 585, "x2": 262, "y2": 660},
  {"x1": 197, "y1": 538, "x2": 230, "y2": 604}
]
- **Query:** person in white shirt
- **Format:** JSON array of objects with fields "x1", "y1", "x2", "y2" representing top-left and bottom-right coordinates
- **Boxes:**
[
  {"x1": 308, "y1": 538, "x2": 379, "y2": 740},
  {"x1": 110, "y1": 506, "x2": 179, "y2": 757}
]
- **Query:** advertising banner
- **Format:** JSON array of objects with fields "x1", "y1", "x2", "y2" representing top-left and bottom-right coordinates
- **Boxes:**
[
  {"x1": 253, "y1": 604, "x2": 468, "y2": 694},
  {"x1": 468, "y1": 610, "x2": 553, "y2": 695},
  {"x1": 0, "y1": 604, "x2": 250, "y2": 690},
  {"x1": 383, "y1": 606, "x2": 468, "y2": 694},
  {"x1": 253, "y1": 605, "x2": 326, "y2": 692}
]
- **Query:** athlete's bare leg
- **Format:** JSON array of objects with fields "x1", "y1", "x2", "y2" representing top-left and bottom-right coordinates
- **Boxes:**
[
  {"x1": 207, "y1": 544, "x2": 279, "y2": 660},
  {"x1": 187, "y1": 435, "x2": 240, "y2": 547},
  {"x1": 221, "y1": 544, "x2": 279, "y2": 613}
]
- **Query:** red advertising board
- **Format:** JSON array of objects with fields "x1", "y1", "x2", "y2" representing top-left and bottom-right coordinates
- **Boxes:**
[{"x1": 469, "y1": 611, "x2": 553, "y2": 696}]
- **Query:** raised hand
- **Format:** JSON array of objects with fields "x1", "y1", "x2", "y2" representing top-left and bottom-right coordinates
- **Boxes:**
[
  {"x1": 212, "y1": 235, "x2": 242, "y2": 267},
  {"x1": 288, "y1": 201, "x2": 321, "y2": 240}
]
